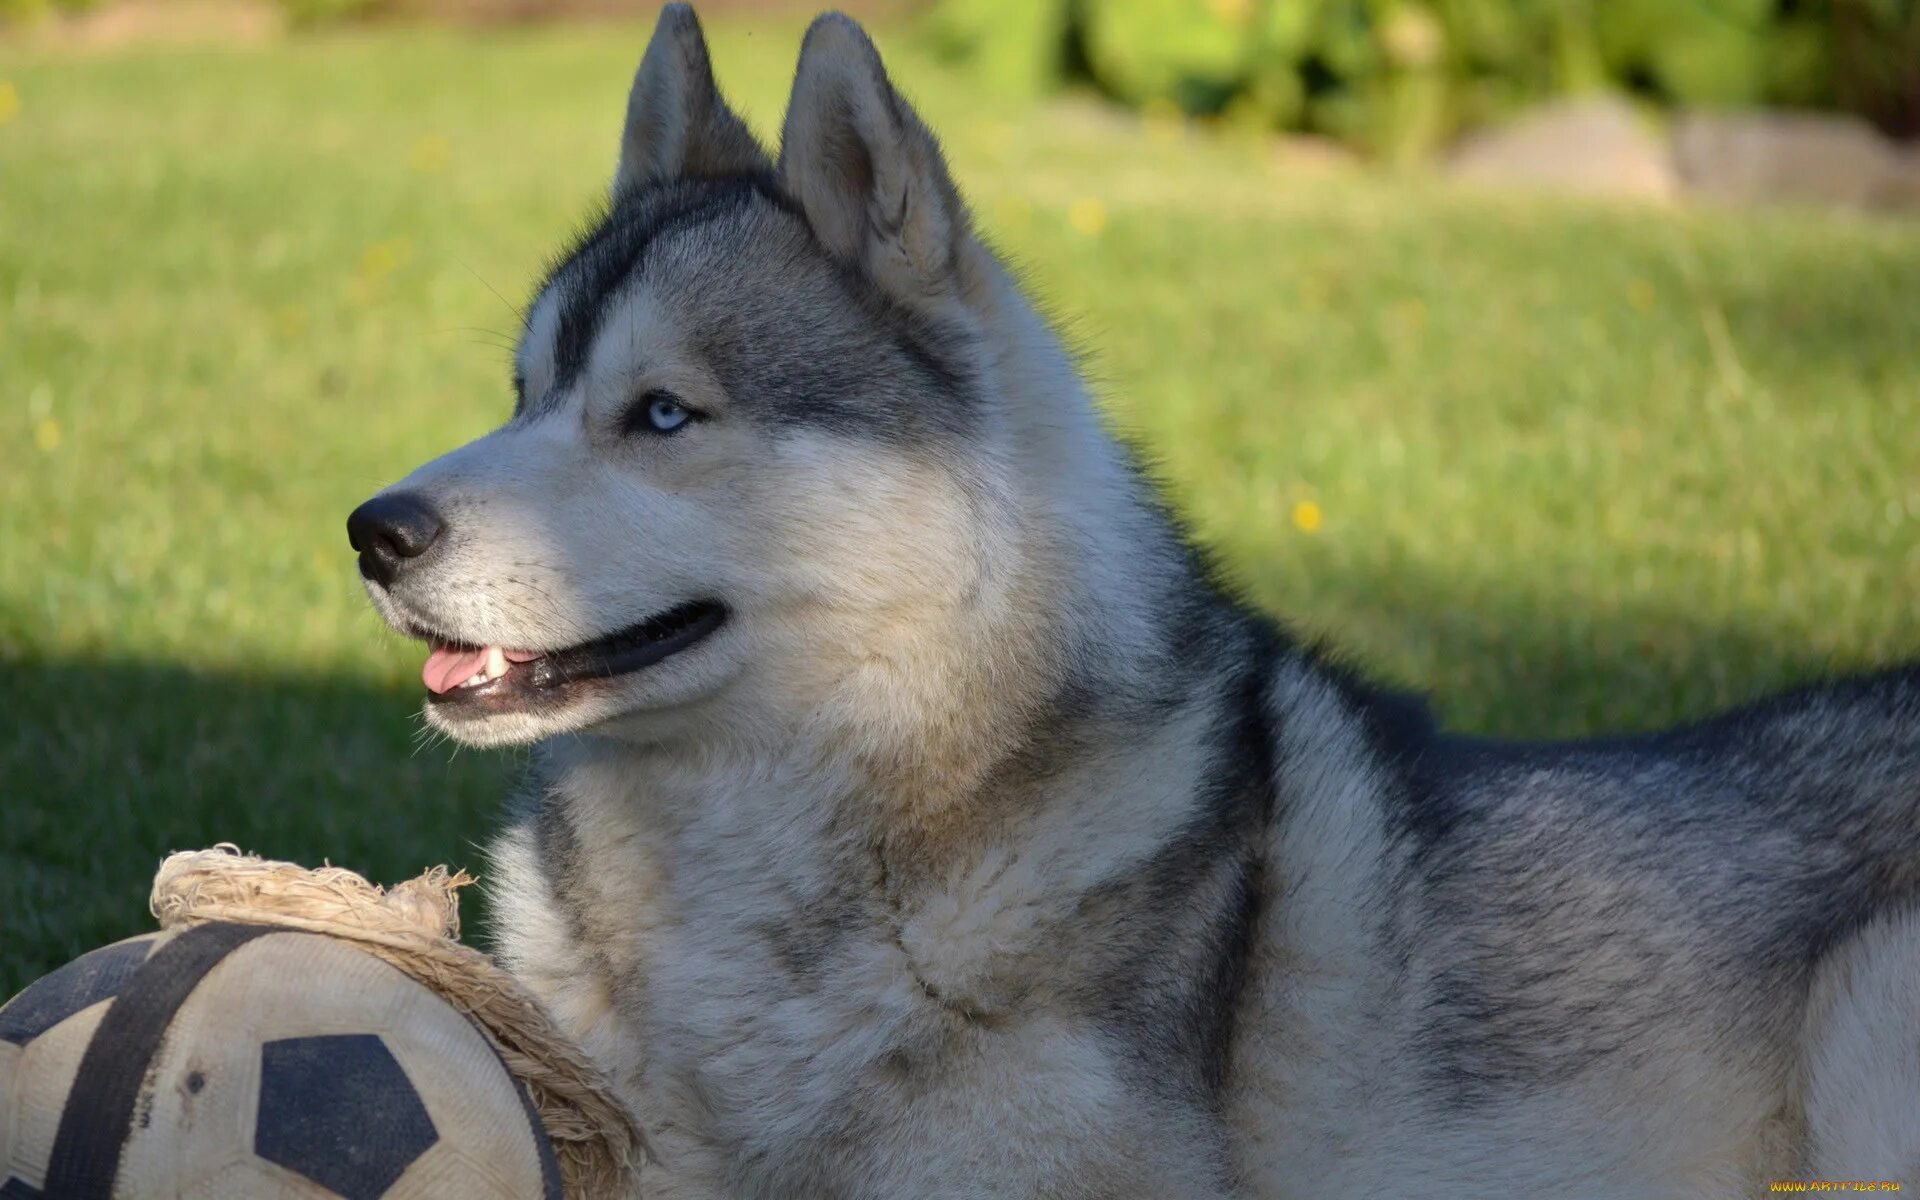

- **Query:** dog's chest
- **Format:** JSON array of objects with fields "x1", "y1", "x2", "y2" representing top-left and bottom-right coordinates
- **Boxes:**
[{"x1": 516, "y1": 762, "x2": 966, "y2": 1175}]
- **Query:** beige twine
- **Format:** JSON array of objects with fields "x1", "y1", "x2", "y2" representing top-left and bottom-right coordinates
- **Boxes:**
[{"x1": 150, "y1": 845, "x2": 645, "y2": 1199}]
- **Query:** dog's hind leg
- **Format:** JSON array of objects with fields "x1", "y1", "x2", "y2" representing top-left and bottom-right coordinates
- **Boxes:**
[{"x1": 1801, "y1": 905, "x2": 1920, "y2": 1184}]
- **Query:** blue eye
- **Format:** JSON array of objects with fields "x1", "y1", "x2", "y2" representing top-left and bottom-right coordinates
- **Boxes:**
[
  {"x1": 626, "y1": 389, "x2": 696, "y2": 436},
  {"x1": 647, "y1": 396, "x2": 688, "y2": 432}
]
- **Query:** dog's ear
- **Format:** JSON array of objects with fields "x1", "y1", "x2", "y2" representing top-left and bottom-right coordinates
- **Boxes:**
[
  {"x1": 778, "y1": 14, "x2": 972, "y2": 302},
  {"x1": 614, "y1": 4, "x2": 770, "y2": 199}
]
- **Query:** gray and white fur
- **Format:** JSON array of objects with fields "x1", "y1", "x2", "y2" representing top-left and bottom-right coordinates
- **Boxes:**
[{"x1": 350, "y1": 7, "x2": 1920, "y2": 1195}]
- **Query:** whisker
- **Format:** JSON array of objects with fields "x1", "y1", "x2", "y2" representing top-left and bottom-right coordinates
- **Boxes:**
[{"x1": 460, "y1": 258, "x2": 526, "y2": 326}]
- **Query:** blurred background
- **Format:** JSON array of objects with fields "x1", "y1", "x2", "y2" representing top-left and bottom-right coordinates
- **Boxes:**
[{"x1": 2, "y1": 0, "x2": 1918, "y2": 992}]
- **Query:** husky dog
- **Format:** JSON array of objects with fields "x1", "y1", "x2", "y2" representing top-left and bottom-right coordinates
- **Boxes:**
[{"x1": 349, "y1": 6, "x2": 1920, "y2": 1195}]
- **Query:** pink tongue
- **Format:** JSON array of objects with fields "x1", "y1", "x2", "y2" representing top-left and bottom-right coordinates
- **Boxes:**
[{"x1": 423, "y1": 645, "x2": 487, "y2": 695}]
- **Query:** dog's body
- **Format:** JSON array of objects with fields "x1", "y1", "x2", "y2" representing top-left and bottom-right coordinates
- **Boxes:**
[{"x1": 349, "y1": 7, "x2": 1920, "y2": 1195}]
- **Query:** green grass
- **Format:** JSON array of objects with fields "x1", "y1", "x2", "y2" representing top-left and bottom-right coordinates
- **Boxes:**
[{"x1": 4, "y1": 18, "x2": 1920, "y2": 995}]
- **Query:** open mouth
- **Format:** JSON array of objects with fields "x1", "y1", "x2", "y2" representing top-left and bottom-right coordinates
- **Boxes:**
[{"x1": 420, "y1": 600, "x2": 727, "y2": 706}]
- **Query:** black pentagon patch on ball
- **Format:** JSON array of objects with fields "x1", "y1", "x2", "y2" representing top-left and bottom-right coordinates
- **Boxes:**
[
  {"x1": 0, "y1": 937, "x2": 155, "y2": 1046},
  {"x1": 256, "y1": 1034, "x2": 438, "y2": 1199}
]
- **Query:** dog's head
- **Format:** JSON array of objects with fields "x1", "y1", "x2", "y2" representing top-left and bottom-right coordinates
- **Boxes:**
[{"x1": 351, "y1": 6, "x2": 1030, "y2": 749}]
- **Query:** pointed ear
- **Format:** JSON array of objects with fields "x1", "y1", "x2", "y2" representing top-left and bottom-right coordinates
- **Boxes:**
[
  {"x1": 778, "y1": 14, "x2": 972, "y2": 301},
  {"x1": 614, "y1": 4, "x2": 770, "y2": 199}
]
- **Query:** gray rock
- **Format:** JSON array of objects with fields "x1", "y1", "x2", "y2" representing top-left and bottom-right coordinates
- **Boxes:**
[
  {"x1": 1673, "y1": 111, "x2": 1920, "y2": 212},
  {"x1": 1446, "y1": 97, "x2": 1677, "y2": 202}
]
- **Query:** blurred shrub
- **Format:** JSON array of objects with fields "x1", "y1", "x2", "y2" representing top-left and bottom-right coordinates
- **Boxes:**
[
  {"x1": 0, "y1": 0, "x2": 107, "y2": 24},
  {"x1": 274, "y1": 0, "x2": 382, "y2": 24},
  {"x1": 1832, "y1": 0, "x2": 1920, "y2": 135},
  {"x1": 922, "y1": 0, "x2": 1072, "y2": 97},
  {"x1": 923, "y1": 0, "x2": 1920, "y2": 157}
]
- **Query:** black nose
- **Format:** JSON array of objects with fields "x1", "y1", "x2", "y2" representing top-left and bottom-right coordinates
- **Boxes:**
[{"x1": 347, "y1": 492, "x2": 445, "y2": 587}]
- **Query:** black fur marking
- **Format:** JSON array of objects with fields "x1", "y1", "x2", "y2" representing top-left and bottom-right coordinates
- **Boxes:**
[
  {"x1": 1080, "y1": 622, "x2": 1281, "y2": 1113},
  {"x1": 540, "y1": 177, "x2": 781, "y2": 400},
  {"x1": 657, "y1": 205, "x2": 978, "y2": 442},
  {"x1": 1186, "y1": 626, "x2": 1284, "y2": 1102},
  {"x1": 519, "y1": 771, "x2": 647, "y2": 1000},
  {"x1": 1365, "y1": 663, "x2": 1920, "y2": 1109},
  {"x1": 529, "y1": 778, "x2": 599, "y2": 954},
  {"x1": 520, "y1": 172, "x2": 977, "y2": 441},
  {"x1": 756, "y1": 893, "x2": 865, "y2": 985}
]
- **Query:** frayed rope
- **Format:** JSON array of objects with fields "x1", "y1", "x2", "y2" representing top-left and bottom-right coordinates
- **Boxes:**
[{"x1": 151, "y1": 844, "x2": 646, "y2": 1198}]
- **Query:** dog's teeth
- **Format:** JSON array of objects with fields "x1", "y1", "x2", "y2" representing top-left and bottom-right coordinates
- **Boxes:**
[{"x1": 484, "y1": 645, "x2": 508, "y2": 680}]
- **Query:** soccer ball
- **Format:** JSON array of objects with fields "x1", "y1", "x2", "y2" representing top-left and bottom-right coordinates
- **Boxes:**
[{"x1": 0, "y1": 923, "x2": 562, "y2": 1198}]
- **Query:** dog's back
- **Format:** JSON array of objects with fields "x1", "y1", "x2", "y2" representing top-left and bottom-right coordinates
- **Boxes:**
[{"x1": 1230, "y1": 662, "x2": 1920, "y2": 1195}]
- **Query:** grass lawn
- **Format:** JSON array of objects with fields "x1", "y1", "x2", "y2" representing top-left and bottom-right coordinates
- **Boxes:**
[{"x1": 4, "y1": 16, "x2": 1920, "y2": 995}]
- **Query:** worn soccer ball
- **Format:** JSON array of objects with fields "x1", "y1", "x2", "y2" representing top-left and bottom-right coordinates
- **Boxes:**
[{"x1": 0, "y1": 923, "x2": 562, "y2": 1198}]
